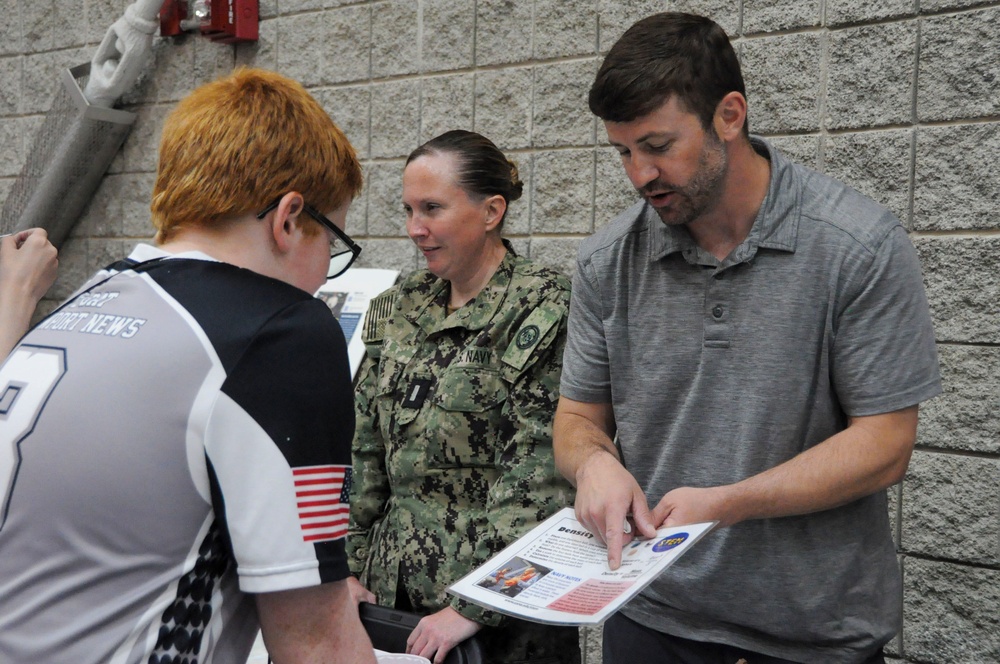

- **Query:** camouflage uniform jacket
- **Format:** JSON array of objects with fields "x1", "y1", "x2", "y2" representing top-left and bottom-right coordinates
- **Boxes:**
[{"x1": 347, "y1": 248, "x2": 575, "y2": 628}]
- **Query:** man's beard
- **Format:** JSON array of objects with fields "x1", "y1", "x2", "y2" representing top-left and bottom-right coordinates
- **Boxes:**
[{"x1": 640, "y1": 134, "x2": 728, "y2": 227}]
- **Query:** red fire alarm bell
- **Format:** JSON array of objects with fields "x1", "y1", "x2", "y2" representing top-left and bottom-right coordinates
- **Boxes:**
[{"x1": 160, "y1": 0, "x2": 258, "y2": 44}]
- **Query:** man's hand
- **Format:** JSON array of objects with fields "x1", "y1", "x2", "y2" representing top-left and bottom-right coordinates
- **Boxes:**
[
  {"x1": 574, "y1": 450, "x2": 657, "y2": 570},
  {"x1": 346, "y1": 575, "x2": 376, "y2": 605},
  {"x1": 406, "y1": 606, "x2": 482, "y2": 664},
  {"x1": 651, "y1": 485, "x2": 735, "y2": 530}
]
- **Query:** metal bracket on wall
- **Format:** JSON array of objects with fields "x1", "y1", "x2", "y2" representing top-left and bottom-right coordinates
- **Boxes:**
[{"x1": 0, "y1": 64, "x2": 136, "y2": 248}]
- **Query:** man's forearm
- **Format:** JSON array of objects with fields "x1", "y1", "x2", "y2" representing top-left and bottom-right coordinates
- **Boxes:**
[
  {"x1": 552, "y1": 398, "x2": 618, "y2": 486},
  {"x1": 692, "y1": 407, "x2": 918, "y2": 527}
]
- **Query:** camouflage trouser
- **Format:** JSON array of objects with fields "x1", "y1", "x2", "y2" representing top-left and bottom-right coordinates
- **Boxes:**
[{"x1": 477, "y1": 620, "x2": 581, "y2": 664}]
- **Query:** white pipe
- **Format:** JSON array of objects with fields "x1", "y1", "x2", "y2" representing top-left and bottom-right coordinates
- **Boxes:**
[{"x1": 83, "y1": 0, "x2": 167, "y2": 107}]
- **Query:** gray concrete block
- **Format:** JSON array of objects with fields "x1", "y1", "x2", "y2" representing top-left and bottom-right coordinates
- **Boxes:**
[
  {"x1": 20, "y1": 0, "x2": 54, "y2": 53},
  {"x1": 888, "y1": 483, "x2": 901, "y2": 549},
  {"x1": 277, "y1": 6, "x2": 369, "y2": 86},
  {"x1": 822, "y1": 130, "x2": 912, "y2": 227},
  {"x1": 901, "y1": 451, "x2": 999, "y2": 565},
  {"x1": 503, "y1": 154, "x2": 532, "y2": 237},
  {"x1": 533, "y1": 0, "x2": 598, "y2": 59},
  {"x1": 742, "y1": 0, "x2": 820, "y2": 34},
  {"x1": 73, "y1": 174, "x2": 126, "y2": 238},
  {"x1": 913, "y1": 123, "x2": 1000, "y2": 232},
  {"x1": 258, "y1": 0, "x2": 278, "y2": 19},
  {"x1": 49, "y1": 237, "x2": 90, "y2": 300},
  {"x1": 598, "y1": 0, "x2": 664, "y2": 53},
  {"x1": 918, "y1": 345, "x2": 1000, "y2": 455},
  {"x1": 50, "y1": 0, "x2": 86, "y2": 51},
  {"x1": 902, "y1": 557, "x2": 1000, "y2": 663},
  {"x1": 918, "y1": 7, "x2": 1000, "y2": 122},
  {"x1": 365, "y1": 160, "x2": 406, "y2": 238},
  {"x1": 345, "y1": 179, "x2": 368, "y2": 239},
  {"x1": 532, "y1": 60, "x2": 596, "y2": 148},
  {"x1": 355, "y1": 237, "x2": 418, "y2": 275},
  {"x1": 526, "y1": 237, "x2": 582, "y2": 279},
  {"x1": 139, "y1": 36, "x2": 233, "y2": 104},
  {"x1": 0, "y1": 0, "x2": 24, "y2": 56},
  {"x1": 664, "y1": 0, "x2": 741, "y2": 38},
  {"x1": 0, "y1": 117, "x2": 22, "y2": 178},
  {"x1": 594, "y1": 146, "x2": 638, "y2": 231},
  {"x1": 420, "y1": 74, "x2": 475, "y2": 144},
  {"x1": 913, "y1": 236, "x2": 1000, "y2": 345},
  {"x1": 766, "y1": 134, "x2": 819, "y2": 170},
  {"x1": 370, "y1": 80, "x2": 421, "y2": 159},
  {"x1": 826, "y1": 23, "x2": 916, "y2": 130},
  {"x1": 236, "y1": 16, "x2": 278, "y2": 70},
  {"x1": 580, "y1": 623, "x2": 603, "y2": 664},
  {"x1": 283, "y1": 0, "x2": 325, "y2": 10},
  {"x1": 741, "y1": 33, "x2": 822, "y2": 133},
  {"x1": 825, "y1": 0, "x2": 915, "y2": 27},
  {"x1": 120, "y1": 174, "x2": 156, "y2": 240},
  {"x1": 531, "y1": 149, "x2": 595, "y2": 234},
  {"x1": 314, "y1": 85, "x2": 372, "y2": 160},
  {"x1": 87, "y1": 238, "x2": 128, "y2": 276},
  {"x1": 123, "y1": 104, "x2": 170, "y2": 174},
  {"x1": 371, "y1": 0, "x2": 419, "y2": 78},
  {"x1": 422, "y1": 0, "x2": 475, "y2": 72},
  {"x1": 84, "y1": 0, "x2": 121, "y2": 46},
  {"x1": 920, "y1": 0, "x2": 993, "y2": 14},
  {"x1": 476, "y1": 0, "x2": 533, "y2": 67},
  {"x1": 474, "y1": 67, "x2": 533, "y2": 150},
  {"x1": 20, "y1": 48, "x2": 90, "y2": 115}
]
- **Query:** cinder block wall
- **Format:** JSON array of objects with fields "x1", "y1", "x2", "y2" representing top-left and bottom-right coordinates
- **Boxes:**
[{"x1": 3, "y1": 2, "x2": 997, "y2": 662}]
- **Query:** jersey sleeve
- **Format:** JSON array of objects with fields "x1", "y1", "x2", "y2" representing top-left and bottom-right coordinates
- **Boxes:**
[
  {"x1": 205, "y1": 298, "x2": 355, "y2": 593},
  {"x1": 832, "y1": 225, "x2": 942, "y2": 416}
]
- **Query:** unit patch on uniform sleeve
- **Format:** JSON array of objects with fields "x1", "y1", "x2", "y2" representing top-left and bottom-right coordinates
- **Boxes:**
[
  {"x1": 515, "y1": 325, "x2": 540, "y2": 349},
  {"x1": 502, "y1": 307, "x2": 561, "y2": 371}
]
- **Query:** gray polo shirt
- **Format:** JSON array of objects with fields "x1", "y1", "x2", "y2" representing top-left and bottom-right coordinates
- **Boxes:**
[{"x1": 561, "y1": 139, "x2": 941, "y2": 663}]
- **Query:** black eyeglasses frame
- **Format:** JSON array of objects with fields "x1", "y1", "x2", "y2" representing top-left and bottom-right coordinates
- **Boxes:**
[{"x1": 256, "y1": 197, "x2": 362, "y2": 280}]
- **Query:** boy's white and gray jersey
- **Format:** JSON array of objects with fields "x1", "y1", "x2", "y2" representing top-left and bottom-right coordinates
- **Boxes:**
[{"x1": 0, "y1": 245, "x2": 355, "y2": 664}]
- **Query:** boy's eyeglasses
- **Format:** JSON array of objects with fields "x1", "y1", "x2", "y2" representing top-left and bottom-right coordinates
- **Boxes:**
[{"x1": 256, "y1": 198, "x2": 362, "y2": 279}]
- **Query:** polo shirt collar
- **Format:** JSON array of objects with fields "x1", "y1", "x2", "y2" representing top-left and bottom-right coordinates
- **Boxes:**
[{"x1": 647, "y1": 137, "x2": 800, "y2": 265}]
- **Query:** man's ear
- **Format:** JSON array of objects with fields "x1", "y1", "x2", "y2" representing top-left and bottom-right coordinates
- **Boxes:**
[
  {"x1": 268, "y1": 192, "x2": 306, "y2": 253},
  {"x1": 714, "y1": 91, "x2": 748, "y2": 142},
  {"x1": 484, "y1": 194, "x2": 507, "y2": 233}
]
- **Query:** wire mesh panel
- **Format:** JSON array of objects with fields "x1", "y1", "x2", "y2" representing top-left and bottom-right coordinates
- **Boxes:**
[{"x1": 0, "y1": 63, "x2": 136, "y2": 247}]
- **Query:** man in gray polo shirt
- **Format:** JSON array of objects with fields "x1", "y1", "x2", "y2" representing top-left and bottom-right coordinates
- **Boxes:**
[{"x1": 554, "y1": 13, "x2": 941, "y2": 664}]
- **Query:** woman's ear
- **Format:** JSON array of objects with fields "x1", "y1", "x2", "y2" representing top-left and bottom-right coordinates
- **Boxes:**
[
  {"x1": 484, "y1": 194, "x2": 507, "y2": 233},
  {"x1": 269, "y1": 192, "x2": 305, "y2": 253}
]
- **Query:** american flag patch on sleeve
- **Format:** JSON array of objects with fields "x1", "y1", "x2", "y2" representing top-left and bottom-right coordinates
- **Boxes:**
[{"x1": 292, "y1": 465, "x2": 352, "y2": 543}]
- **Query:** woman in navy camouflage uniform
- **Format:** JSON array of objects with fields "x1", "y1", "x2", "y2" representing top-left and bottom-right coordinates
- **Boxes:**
[{"x1": 347, "y1": 130, "x2": 580, "y2": 664}]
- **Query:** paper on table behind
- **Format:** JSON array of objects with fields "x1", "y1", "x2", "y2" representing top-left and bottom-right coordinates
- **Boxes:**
[
  {"x1": 448, "y1": 507, "x2": 715, "y2": 627},
  {"x1": 316, "y1": 267, "x2": 399, "y2": 378}
]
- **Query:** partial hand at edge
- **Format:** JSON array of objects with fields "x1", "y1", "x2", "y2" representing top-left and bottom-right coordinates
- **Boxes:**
[
  {"x1": 0, "y1": 229, "x2": 58, "y2": 304},
  {"x1": 573, "y1": 450, "x2": 657, "y2": 570},
  {"x1": 346, "y1": 575, "x2": 377, "y2": 605},
  {"x1": 406, "y1": 606, "x2": 482, "y2": 664}
]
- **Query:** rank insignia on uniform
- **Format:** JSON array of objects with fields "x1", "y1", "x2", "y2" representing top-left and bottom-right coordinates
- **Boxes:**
[
  {"x1": 515, "y1": 325, "x2": 540, "y2": 349},
  {"x1": 402, "y1": 377, "x2": 433, "y2": 409}
]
